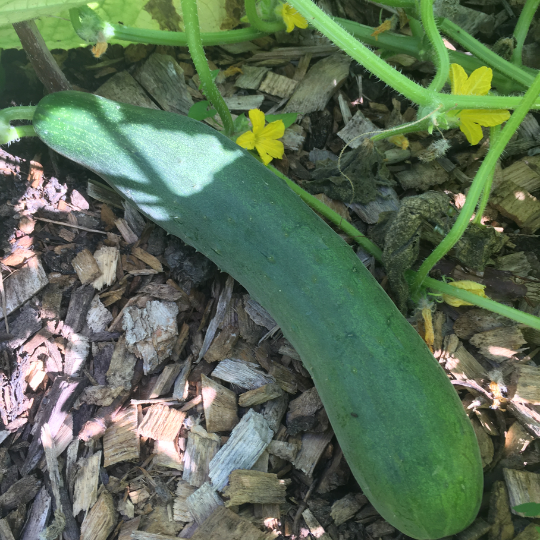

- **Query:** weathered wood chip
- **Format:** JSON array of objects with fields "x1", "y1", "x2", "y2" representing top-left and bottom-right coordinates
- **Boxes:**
[
  {"x1": 190, "y1": 506, "x2": 268, "y2": 540},
  {"x1": 439, "y1": 334, "x2": 487, "y2": 381},
  {"x1": 222, "y1": 470, "x2": 287, "y2": 506},
  {"x1": 504, "y1": 468, "x2": 540, "y2": 515},
  {"x1": 204, "y1": 326, "x2": 240, "y2": 363},
  {"x1": 211, "y1": 358, "x2": 275, "y2": 391},
  {"x1": 239, "y1": 383, "x2": 283, "y2": 407},
  {"x1": 509, "y1": 364, "x2": 540, "y2": 405},
  {"x1": 104, "y1": 405, "x2": 140, "y2": 467},
  {"x1": 92, "y1": 246, "x2": 119, "y2": 290},
  {"x1": 115, "y1": 218, "x2": 139, "y2": 244},
  {"x1": 123, "y1": 300, "x2": 179, "y2": 374},
  {"x1": 73, "y1": 451, "x2": 102, "y2": 517},
  {"x1": 293, "y1": 429, "x2": 334, "y2": 477},
  {"x1": 470, "y1": 326, "x2": 526, "y2": 363},
  {"x1": 487, "y1": 481, "x2": 514, "y2": 540},
  {"x1": 209, "y1": 409, "x2": 273, "y2": 491},
  {"x1": 132, "y1": 247, "x2": 163, "y2": 272},
  {"x1": 0, "y1": 476, "x2": 41, "y2": 511},
  {"x1": 259, "y1": 71, "x2": 298, "y2": 98},
  {"x1": 154, "y1": 440, "x2": 183, "y2": 471},
  {"x1": 80, "y1": 490, "x2": 117, "y2": 540},
  {"x1": 186, "y1": 481, "x2": 224, "y2": 525},
  {"x1": 173, "y1": 480, "x2": 197, "y2": 522},
  {"x1": 138, "y1": 404, "x2": 186, "y2": 441},
  {"x1": 201, "y1": 374, "x2": 239, "y2": 433},
  {"x1": 0, "y1": 257, "x2": 48, "y2": 320},
  {"x1": 303, "y1": 508, "x2": 332, "y2": 539},
  {"x1": 19, "y1": 487, "x2": 51, "y2": 540},
  {"x1": 72, "y1": 248, "x2": 102, "y2": 285},
  {"x1": 106, "y1": 335, "x2": 138, "y2": 390},
  {"x1": 133, "y1": 53, "x2": 193, "y2": 116},
  {"x1": 95, "y1": 71, "x2": 160, "y2": 109},
  {"x1": 183, "y1": 424, "x2": 220, "y2": 487}
]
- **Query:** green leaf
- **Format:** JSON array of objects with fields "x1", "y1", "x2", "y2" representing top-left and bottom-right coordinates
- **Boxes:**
[
  {"x1": 188, "y1": 101, "x2": 217, "y2": 121},
  {"x1": 513, "y1": 503, "x2": 540, "y2": 517},
  {"x1": 0, "y1": 0, "x2": 245, "y2": 50},
  {"x1": 0, "y1": 0, "x2": 88, "y2": 25},
  {"x1": 266, "y1": 112, "x2": 297, "y2": 129}
]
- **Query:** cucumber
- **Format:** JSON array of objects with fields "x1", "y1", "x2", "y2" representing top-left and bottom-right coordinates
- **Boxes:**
[{"x1": 32, "y1": 91, "x2": 482, "y2": 539}]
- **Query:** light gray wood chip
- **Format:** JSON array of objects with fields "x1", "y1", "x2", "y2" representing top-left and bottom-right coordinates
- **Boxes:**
[
  {"x1": 186, "y1": 482, "x2": 224, "y2": 525},
  {"x1": 211, "y1": 358, "x2": 275, "y2": 391},
  {"x1": 209, "y1": 409, "x2": 273, "y2": 491},
  {"x1": 0, "y1": 257, "x2": 48, "y2": 320},
  {"x1": 183, "y1": 425, "x2": 220, "y2": 487}
]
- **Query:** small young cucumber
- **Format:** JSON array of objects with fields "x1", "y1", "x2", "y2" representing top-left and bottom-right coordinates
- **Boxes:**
[{"x1": 33, "y1": 91, "x2": 483, "y2": 539}]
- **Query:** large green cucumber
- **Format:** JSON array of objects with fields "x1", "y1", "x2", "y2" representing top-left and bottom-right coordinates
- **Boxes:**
[{"x1": 33, "y1": 91, "x2": 482, "y2": 539}]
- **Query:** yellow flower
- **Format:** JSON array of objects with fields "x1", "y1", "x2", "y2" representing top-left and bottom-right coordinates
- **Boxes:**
[
  {"x1": 236, "y1": 109, "x2": 285, "y2": 166},
  {"x1": 448, "y1": 64, "x2": 510, "y2": 145},
  {"x1": 442, "y1": 280, "x2": 488, "y2": 307},
  {"x1": 279, "y1": 3, "x2": 308, "y2": 33},
  {"x1": 421, "y1": 306, "x2": 434, "y2": 349}
]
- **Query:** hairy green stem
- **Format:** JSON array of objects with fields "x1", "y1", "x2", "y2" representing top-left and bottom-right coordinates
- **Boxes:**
[
  {"x1": 413, "y1": 71, "x2": 540, "y2": 292},
  {"x1": 286, "y1": 0, "x2": 432, "y2": 106},
  {"x1": 512, "y1": 0, "x2": 540, "y2": 66},
  {"x1": 473, "y1": 125, "x2": 501, "y2": 225},
  {"x1": 338, "y1": 17, "x2": 528, "y2": 92},
  {"x1": 269, "y1": 166, "x2": 384, "y2": 260},
  {"x1": 182, "y1": 0, "x2": 234, "y2": 136},
  {"x1": 420, "y1": 0, "x2": 450, "y2": 92},
  {"x1": 370, "y1": 117, "x2": 434, "y2": 141},
  {"x1": 244, "y1": 0, "x2": 286, "y2": 33},
  {"x1": 437, "y1": 92, "x2": 540, "y2": 110},
  {"x1": 440, "y1": 18, "x2": 536, "y2": 88}
]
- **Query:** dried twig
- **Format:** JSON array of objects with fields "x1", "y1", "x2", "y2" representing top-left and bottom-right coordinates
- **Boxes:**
[
  {"x1": 34, "y1": 217, "x2": 108, "y2": 235},
  {"x1": 13, "y1": 20, "x2": 71, "y2": 93}
]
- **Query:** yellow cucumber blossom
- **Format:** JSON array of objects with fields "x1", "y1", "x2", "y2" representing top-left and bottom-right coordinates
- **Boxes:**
[
  {"x1": 442, "y1": 280, "x2": 488, "y2": 307},
  {"x1": 447, "y1": 64, "x2": 510, "y2": 145},
  {"x1": 236, "y1": 109, "x2": 285, "y2": 165},
  {"x1": 277, "y1": 3, "x2": 309, "y2": 33}
]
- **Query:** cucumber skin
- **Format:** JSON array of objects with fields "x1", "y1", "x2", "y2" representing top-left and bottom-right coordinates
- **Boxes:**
[{"x1": 33, "y1": 91, "x2": 482, "y2": 539}]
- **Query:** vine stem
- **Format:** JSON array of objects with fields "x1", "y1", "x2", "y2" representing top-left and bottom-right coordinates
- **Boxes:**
[
  {"x1": 412, "y1": 70, "x2": 540, "y2": 293},
  {"x1": 420, "y1": 0, "x2": 450, "y2": 92},
  {"x1": 182, "y1": 0, "x2": 234, "y2": 136},
  {"x1": 244, "y1": 0, "x2": 286, "y2": 33},
  {"x1": 338, "y1": 17, "x2": 529, "y2": 92},
  {"x1": 512, "y1": 0, "x2": 540, "y2": 66},
  {"x1": 439, "y1": 18, "x2": 536, "y2": 88},
  {"x1": 285, "y1": 0, "x2": 432, "y2": 106},
  {"x1": 1, "y1": 106, "x2": 37, "y2": 122},
  {"x1": 420, "y1": 275, "x2": 540, "y2": 330},
  {"x1": 473, "y1": 125, "x2": 500, "y2": 225}
]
